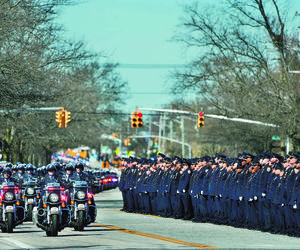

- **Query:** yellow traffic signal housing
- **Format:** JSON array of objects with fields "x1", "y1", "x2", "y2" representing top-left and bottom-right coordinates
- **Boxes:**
[
  {"x1": 131, "y1": 112, "x2": 137, "y2": 128},
  {"x1": 55, "y1": 111, "x2": 62, "y2": 126},
  {"x1": 198, "y1": 111, "x2": 204, "y2": 128},
  {"x1": 131, "y1": 111, "x2": 143, "y2": 128},
  {"x1": 64, "y1": 110, "x2": 71, "y2": 127},
  {"x1": 136, "y1": 112, "x2": 143, "y2": 127},
  {"x1": 55, "y1": 110, "x2": 65, "y2": 128},
  {"x1": 60, "y1": 110, "x2": 66, "y2": 128}
]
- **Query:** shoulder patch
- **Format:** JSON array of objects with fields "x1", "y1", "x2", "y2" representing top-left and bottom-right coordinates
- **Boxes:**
[
  {"x1": 267, "y1": 167, "x2": 271, "y2": 172},
  {"x1": 205, "y1": 169, "x2": 208, "y2": 173}
]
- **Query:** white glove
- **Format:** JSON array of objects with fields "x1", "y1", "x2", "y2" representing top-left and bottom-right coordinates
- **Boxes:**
[
  {"x1": 239, "y1": 196, "x2": 243, "y2": 201},
  {"x1": 293, "y1": 204, "x2": 297, "y2": 209},
  {"x1": 254, "y1": 196, "x2": 258, "y2": 201},
  {"x1": 177, "y1": 190, "x2": 179, "y2": 194},
  {"x1": 183, "y1": 189, "x2": 185, "y2": 193},
  {"x1": 200, "y1": 191, "x2": 203, "y2": 195},
  {"x1": 219, "y1": 194, "x2": 222, "y2": 198},
  {"x1": 262, "y1": 193, "x2": 266, "y2": 198},
  {"x1": 281, "y1": 203, "x2": 285, "y2": 207},
  {"x1": 249, "y1": 198, "x2": 253, "y2": 202}
]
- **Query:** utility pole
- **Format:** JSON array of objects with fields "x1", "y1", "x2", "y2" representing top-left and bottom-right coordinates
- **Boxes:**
[
  {"x1": 147, "y1": 117, "x2": 152, "y2": 158},
  {"x1": 158, "y1": 115, "x2": 163, "y2": 150},
  {"x1": 162, "y1": 113, "x2": 166, "y2": 152},
  {"x1": 181, "y1": 117, "x2": 185, "y2": 158}
]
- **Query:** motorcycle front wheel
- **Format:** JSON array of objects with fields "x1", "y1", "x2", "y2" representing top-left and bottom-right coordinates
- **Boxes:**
[
  {"x1": 47, "y1": 214, "x2": 58, "y2": 236},
  {"x1": 78, "y1": 210, "x2": 86, "y2": 231},
  {"x1": 27, "y1": 204, "x2": 34, "y2": 221},
  {"x1": 7, "y1": 213, "x2": 14, "y2": 233}
]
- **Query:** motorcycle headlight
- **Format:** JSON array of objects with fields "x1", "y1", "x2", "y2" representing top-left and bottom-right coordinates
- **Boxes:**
[
  {"x1": 5, "y1": 192, "x2": 14, "y2": 201},
  {"x1": 48, "y1": 193, "x2": 59, "y2": 203},
  {"x1": 27, "y1": 187, "x2": 35, "y2": 195},
  {"x1": 76, "y1": 190, "x2": 86, "y2": 200}
]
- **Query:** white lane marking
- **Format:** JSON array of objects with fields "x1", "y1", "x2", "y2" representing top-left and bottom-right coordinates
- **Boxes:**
[{"x1": 5, "y1": 238, "x2": 34, "y2": 249}]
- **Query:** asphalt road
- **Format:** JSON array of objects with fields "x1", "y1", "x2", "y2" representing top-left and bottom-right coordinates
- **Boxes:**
[{"x1": 1, "y1": 189, "x2": 300, "y2": 249}]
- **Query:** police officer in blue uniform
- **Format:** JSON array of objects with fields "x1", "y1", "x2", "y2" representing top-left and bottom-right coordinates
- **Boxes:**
[{"x1": 177, "y1": 159, "x2": 193, "y2": 220}]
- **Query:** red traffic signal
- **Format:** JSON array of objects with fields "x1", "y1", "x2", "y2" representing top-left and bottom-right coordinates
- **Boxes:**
[
  {"x1": 198, "y1": 111, "x2": 204, "y2": 128},
  {"x1": 131, "y1": 111, "x2": 143, "y2": 128}
]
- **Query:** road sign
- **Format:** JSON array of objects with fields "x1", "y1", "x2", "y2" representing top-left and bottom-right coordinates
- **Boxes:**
[{"x1": 272, "y1": 135, "x2": 281, "y2": 141}]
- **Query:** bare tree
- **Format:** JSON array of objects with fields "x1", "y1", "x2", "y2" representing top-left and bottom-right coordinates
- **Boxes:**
[
  {"x1": 172, "y1": 0, "x2": 300, "y2": 152},
  {"x1": 0, "y1": 0, "x2": 128, "y2": 164}
]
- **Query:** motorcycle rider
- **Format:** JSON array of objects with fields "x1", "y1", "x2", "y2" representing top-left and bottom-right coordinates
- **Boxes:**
[
  {"x1": 0, "y1": 168, "x2": 19, "y2": 184},
  {"x1": 61, "y1": 164, "x2": 75, "y2": 188},
  {"x1": 40, "y1": 164, "x2": 62, "y2": 189},
  {"x1": 73, "y1": 162, "x2": 90, "y2": 182},
  {"x1": 11, "y1": 165, "x2": 18, "y2": 178},
  {"x1": 23, "y1": 164, "x2": 38, "y2": 181},
  {"x1": 0, "y1": 168, "x2": 25, "y2": 223},
  {"x1": 72, "y1": 162, "x2": 96, "y2": 222},
  {"x1": 16, "y1": 164, "x2": 26, "y2": 181}
]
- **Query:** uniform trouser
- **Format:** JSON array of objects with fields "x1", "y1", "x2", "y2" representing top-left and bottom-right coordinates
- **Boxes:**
[
  {"x1": 157, "y1": 193, "x2": 164, "y2": 214},
  {"x1": 236, "y1": 199, "x2": 245, "y2": 226},
  {"x1": 224, "y1": 198, "x2": 231, "y2": 223},
  {"x1": 170, "y1": 194, "x2": 180, "y2": 217},
  {"x1": 126, "y1": 189, "x2": 134, "y2": 211},
  {"x1": 180, "y1": 192, "x2": 193, "y2": 218},
  {"x1": 121, "y1": 191, "x2": 128, "y2": 210},
  {"x1": 284, "y1": 205, "x2": 295, "y2": 232},
  {"x1": 231, "y1": 200, "x2": 238, "y2": 224},
  {"x1": 276, "y1": 204, "x2": 286, "y2": 233},
  {"x1": 163, "y1": 193, "x2": 172, "y2": 216},
  {"x1": 270, "y1": 203, "x2": 278, "y2": 231},
  {"x1": 191, "y1": 195, "x2": 199, "y2": 219},
  {"x1": 150, "y1": 192, "x2": 157, "y2": 215},
  {"x1": 133, "y1": 192, "x2": 140, "y2": 212},
  {"x1": 260, "y1": 198, "x2": 271, "y2": 231},
  {"x1": 199, "y1": 195, "x2": 208, "y2": 221},
  {"x1": 271, "y1": 203, "x2": 285, "y2": 232},
  {"x1": 214, "y1": 196, "x2": 221, "y2": 221},
  {"x1": 142, "y1": 192, "x2": 151, "y2": 213},
  {"x1": 207, "y1": 196, "x2": 214, "y2": 221},
  {"x1": 220, "y1": 197, "x2": 227, "y2": 222},
  {"x1": 291, "y1": 207, "x2": 300, "y2": 234},
  {"x1": 248, "y1": 201, "x2": 258, "y2": 229}
]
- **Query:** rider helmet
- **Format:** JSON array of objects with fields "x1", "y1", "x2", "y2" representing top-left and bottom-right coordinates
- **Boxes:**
[
  {"x1": 26, "y1": 164, "x2": 34, "y2": 171},
  {"x1": 74, "y1": 162, "x2": 84, "y2": 170},
  {"x1": 65, "y1": 164, "x2": 74, "y2": 171},
  {"x1": 46, "y1": 164, "x2": 57, "y2": 172}
]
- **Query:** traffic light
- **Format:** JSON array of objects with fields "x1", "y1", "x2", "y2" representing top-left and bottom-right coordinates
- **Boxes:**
[
  {"x1": 198, "y1": 111, "x2": 204, "y2": 127},
  {"x1": 55, "y1": 110, "x2": 63, "y2": 128},
  {"x1": 131, "y1": 112, "x2": 137, "y2": 128},
  {"x1": 124, "y1": 137, "x2": 131, "y2": 146},
  {"x1": 136, "y1": 112, "x2": 143, "y2": 127},
  {"x1": 64, "y1": 110, "x2": 71, "y2": 127},
  {"x1": 131, "y1": 110, "x2": 143, "y2": 128},
  {"x1": 60, "y1": 110, "x2": 66, "y2": 128},
  {"x1": 154, "y1": 137, "x2": 158, "y2": 148},
  {"x1": 112, "y1": 133, "x2": 119, "y2": 144}
]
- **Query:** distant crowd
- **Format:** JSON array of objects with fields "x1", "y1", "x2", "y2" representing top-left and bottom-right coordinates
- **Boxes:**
[{"x1": 119, "y1": 151, "x2": 300, "y2": 237}]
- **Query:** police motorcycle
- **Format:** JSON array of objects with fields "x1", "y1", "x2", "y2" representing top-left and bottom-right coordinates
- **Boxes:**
[
  {"x1": 0, "y1": 181, "x2": 24, "y2": 233},
  {"x1": 21, "y1": 178, "x2": 40, "y2": 221},
  {"x1": 68, "y1": 180, "x2": 96, "y2": 231},
  {"x1": 34, "y1": 182, "x2": 69, "y2": 236}
]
